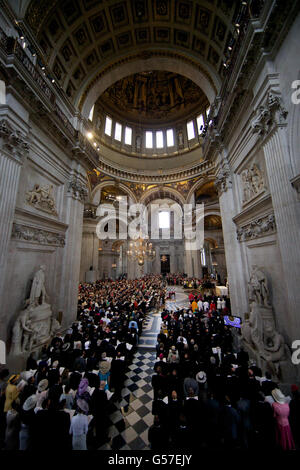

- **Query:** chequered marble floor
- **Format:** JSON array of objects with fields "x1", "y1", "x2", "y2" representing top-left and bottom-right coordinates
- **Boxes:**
[
  {"x1": 99, "y1": 351, "x2": 156, "y2": 450},
  {"x1": 99, "y1": 287, "x2": 190, "y2": 450}
]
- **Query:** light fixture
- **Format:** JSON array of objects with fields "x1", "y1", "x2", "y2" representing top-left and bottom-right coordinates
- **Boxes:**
[
  {"x1": 93, "y1": 142, "x2": 97, "y2": 147},
  {"x1": 87, "y1": 132, "x2": 93, "y2": 139},
  {"x1": 127, "y1": 235, "x2": 156, "y2": 266},
  {"x1": 51, "y1": 79, "x2": 55, "y2": 83}
]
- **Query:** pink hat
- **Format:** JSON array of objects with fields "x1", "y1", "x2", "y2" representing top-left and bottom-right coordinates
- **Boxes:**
[{"x1": 159, "y1": 353, "x2": 164, "y2": 359}]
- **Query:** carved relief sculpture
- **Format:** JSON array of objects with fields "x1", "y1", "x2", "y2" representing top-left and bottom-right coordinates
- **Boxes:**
[
  {"x1": 26, "y1": 183, "x2": 58, "y2": 215},
  {"x1": 241, "y1": 266, "x2": 291, "y2": 380},
  {"x1": 241, "y1": 163, "x2": 265, "y2": 203},
  {"x1": 10, "y1": 265, "x2": 61, "y2": 355},
  {"x1": 236, "y1": 213, "x2": 276, "y2": 242}
]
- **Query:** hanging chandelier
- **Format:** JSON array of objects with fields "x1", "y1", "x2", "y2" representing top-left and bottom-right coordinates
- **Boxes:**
[{"x1": 126, "y1": 236, "x2": 156, "y2": 266}]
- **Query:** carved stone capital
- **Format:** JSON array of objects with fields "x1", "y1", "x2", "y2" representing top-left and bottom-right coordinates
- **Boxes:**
[
  {"x1": 251, "y1": 90, "x2": 288, "y2": 137},
  {"x1": 67, "y1": 177, "x2": 88, "y2": 202},
  {"x1": 0, "y1": 119, "x2": 29, "y2": 160},
  {"x1": 236, "y1": 212, "x2": 276, "y2": 242},
  {"x1": 215, "y1": 166, "x2": 232, "y2": 195},
  {"x1": 11, "y1": 223, "x2": 65, "y2": 247}
]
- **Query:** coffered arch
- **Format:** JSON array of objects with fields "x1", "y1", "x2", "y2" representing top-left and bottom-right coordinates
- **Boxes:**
[{"x1": 23, "y1": 0, "x2": 239, "y2": 113}]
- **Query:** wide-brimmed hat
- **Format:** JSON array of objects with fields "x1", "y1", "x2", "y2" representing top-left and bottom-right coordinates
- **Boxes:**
[
  {"x1": 8, "y1": 374, "x2": 20, "y2": 384},
  {"x1": 76, "y1": 398, "x2": 89, "y2": 414},
  {"x1": 37, "y1": 379, "x2": 49, "y2": 392},
  {"x1": 23, "y1": 394, "x2": 38, "y2": 411},
  {"x1": 99, "y1": 361, "x2": 111, "y2": 374},
  {"x1": 78, "y1": 378, "x2": 89, "y2": 395},
  {"x1": 20, "y1": 371, "x2": 34, "y2": 382},
  {"x1": 196, "y1": 371, "x2": 207, "y2": 383},
  {"x1": 272, "y1": 388, "x2": 286, "y2": 404},
  {"x1": 62, "y1": 342, "x2": 71, "y2": 352}
]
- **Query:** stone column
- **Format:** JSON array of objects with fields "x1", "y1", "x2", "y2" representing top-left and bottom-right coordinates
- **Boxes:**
[
  {"x1": 0, "y1": 120, "x2": 29, "y2": 311},
  {"x1": 252, "y1": 89, "x2": 300, "y2": 340},
  {"x1": 169, "y1": 244, "x2": 175, "y2": 273},
  {"x1": 216, "y1": 160, "x2": 248, "y2": 316},
  {"x1": 59, "y1": 170, "x2": 87, "y2": 329}
]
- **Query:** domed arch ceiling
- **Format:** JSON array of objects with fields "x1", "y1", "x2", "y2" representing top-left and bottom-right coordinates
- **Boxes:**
[
  {"x1": 24, "y1": 0, "x2": 239, "y2": 110},
  {"x1": 98, "y1": 70, "x2": 209, "y2": 125}
]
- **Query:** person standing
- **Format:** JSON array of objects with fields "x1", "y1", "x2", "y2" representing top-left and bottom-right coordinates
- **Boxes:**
[
  {"x1": 271, "y1": 388, "x2": 295, "y2": 450},
  {"x1": 69, "y1": 399, "x2": 89, "y2": 450}
]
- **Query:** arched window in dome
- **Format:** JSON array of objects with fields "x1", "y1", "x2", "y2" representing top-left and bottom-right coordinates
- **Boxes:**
[
  {"x1": 114, "y1": 122, "x2": 122, "y2": 141},
  {"x1": 124, "y1": 126, "x2": 132, "y2": 145},
  {"x1": 88, "y1": 105, "x2": 94, "y2": 122},
  {"x1": 187, "y1": 120, "x2": 195, "y2": 140},
  {"x1": 197, "y1": 115, "x2": 204, "y2": 135},
  {"x1": 105, "y1": 116, "x2": 112, "y2": 136},
  {"x1": 156, "y1": 131, "x2": 164, "y2": 148},
  {"x1": 145, "y1": 131, "x2": 153, "y2": 148},
  {"x1": 166, "y1": 129, "x2": 174, "y2": 147}
]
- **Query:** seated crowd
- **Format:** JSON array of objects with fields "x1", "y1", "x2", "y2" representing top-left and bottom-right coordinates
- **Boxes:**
[
  {"x1": 149, "y1": 302, "x2": 300, "y2": 451},
  {"x1": 0, "y1": 275, "x2": 164, "y2": 450}
]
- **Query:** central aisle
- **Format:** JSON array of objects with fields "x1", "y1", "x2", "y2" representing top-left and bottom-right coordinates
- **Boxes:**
[{"x1": 99, "y1": 286, "x2": 190, "y2": 450}]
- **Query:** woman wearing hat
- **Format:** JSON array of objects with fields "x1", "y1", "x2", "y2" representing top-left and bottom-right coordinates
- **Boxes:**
[
  {"x1": 19, "y1": 394, "x2": 38, "y2": 450},
  {"x1": 271, "y1": 388, "x2": 295, "y2": 450},
  {"x1": 98, "y1": 361, "x2": 111, "y2": 392},
  {"x1": 76, "y1": 378, "x2": 91, "y2": 404},
  {"x1": 4, "y1": 375, "x2": 20, "y2": 413},
  {"x1": 69, "y1": 399, "x2": 89, "y2": 450},
  {"x1": 4, "y1": 400, "x2": 20, "y2": 450},
  {"x1": 35, "y1": 379, "x2": 49, "y2": 409}
]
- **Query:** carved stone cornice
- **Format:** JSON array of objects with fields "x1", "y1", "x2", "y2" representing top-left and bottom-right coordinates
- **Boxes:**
[
  {"x1": 236, "y1": 212, "x2": 276, "y2": 242},
  {"x1": 11, "y1": 223, "x2": 65, "y2": 247},
  {"x1": 0, "y1": 119, "x2": 29, "y2": 160},
  {"x1": 251, "y1": 90, "x2": 288, "y2": 137},
  {"x1": 67, "y1": 177, "x2": 88, "y2": 202}
]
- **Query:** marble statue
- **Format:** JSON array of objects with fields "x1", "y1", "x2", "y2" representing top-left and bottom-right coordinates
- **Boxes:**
[
  {"x1": 26, "y1": 183, "x2": 57, "y2": 215},
  {"x1": 242, "y1": 266, "x2": 291, "y2": 380},
  {"x1": 11, "y1": 266, "x2": 61, "y2": 355},
  {"x1": 29, "y1": 265, "x2": 47, "y2": 306}
]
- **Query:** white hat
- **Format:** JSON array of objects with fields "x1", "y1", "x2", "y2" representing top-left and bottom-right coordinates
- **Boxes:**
[
  {"x1": 271, "y1": 388, "x2": 286, "y2": 404},
  {"x1": 20, "y1": 371, "x2": 34, "y2": 382},
  {"x1": 196, "y1": 371, "x2": 207, "y2": 383},
  {"x1": 23, "y1": 394, "x2": 38, "y2": 411}
]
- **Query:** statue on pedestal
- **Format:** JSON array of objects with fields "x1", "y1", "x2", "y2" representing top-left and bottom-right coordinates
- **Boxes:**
[{"x1": 10, "y1": 266, "x2": 61, "y2": 355}]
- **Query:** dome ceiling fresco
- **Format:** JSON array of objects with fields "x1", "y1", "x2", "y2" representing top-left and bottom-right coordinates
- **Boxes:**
[
  {"x1": 98, "y1": 71, "x2": 209, "y2": 124},
  {"x1": 24, "y1": 0, "x2": 239, "y2": 109}
]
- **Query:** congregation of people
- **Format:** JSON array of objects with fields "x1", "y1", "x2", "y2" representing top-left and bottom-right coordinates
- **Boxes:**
[
  {"x1": 0, "y1": 275, "x2": 164, "y2": 450},
  {"x1": 0, "y1": 273, "x2": 299, "y2": 452},
  {"x1": 148, "y1": 300, "x2": 300, "y2": 451}
]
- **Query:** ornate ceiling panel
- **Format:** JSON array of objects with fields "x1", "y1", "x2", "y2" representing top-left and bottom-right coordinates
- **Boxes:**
[
  {"x1": 24, "y1": 0, "x2": 238, "y2": 109},
  {"x1": 98, "y1": 70, "x2": 209, "y2": 124}
]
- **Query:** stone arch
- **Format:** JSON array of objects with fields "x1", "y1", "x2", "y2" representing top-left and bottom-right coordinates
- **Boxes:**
[
  {"x1": 91, "y1": 180, "x2": 137, "y2": 205},
  {"x1": 80, "y1": 55, "x2": 220, "y2": 119},
  {"x1": 140, "y1": 186, "x2": 186, "y2": 207},
  {"x1": 186, "y1": 175, "x2": 216, "y2": 204}
]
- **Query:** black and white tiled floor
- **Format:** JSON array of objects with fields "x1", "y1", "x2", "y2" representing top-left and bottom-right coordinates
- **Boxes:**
[
  {"x1": 99, "y1": 351, "x2": 156, "y2": 450},
  {"x1": 99, "y1": 287, "x2": 190, "y2": 450}
]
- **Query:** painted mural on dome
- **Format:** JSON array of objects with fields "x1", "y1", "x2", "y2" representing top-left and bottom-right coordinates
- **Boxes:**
[{"x1": 100, "y1": 71, "x2": 208, "y2": 124}]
